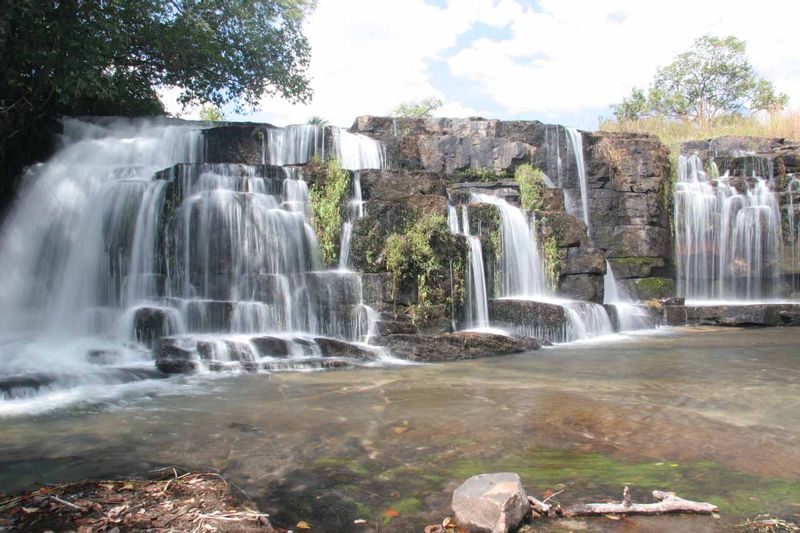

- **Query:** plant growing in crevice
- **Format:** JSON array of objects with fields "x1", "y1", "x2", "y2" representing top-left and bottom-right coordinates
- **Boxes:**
[
  {"x1": 542, "y1": 236, "x2": 560, "y2": 288},
  {"x1": 309, "y1": 159, "x2": 350, "y2": 266},
  {"x1": 515, "y1": 164, "x2": 546, "y2": 212},
  {"x1": 454, "y1": 167, "x2": 508, "y2": 183}
]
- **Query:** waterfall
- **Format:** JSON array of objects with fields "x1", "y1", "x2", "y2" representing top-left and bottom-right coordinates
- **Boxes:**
[
  {"x1": 566, "y1": 127, "x2": 591, "y2": 233},
  {"x1": 471, "y1": 193, "x2": 550, "y2": 298},
  {"x1": 333, "y1": 129, "x2": 387, "y2": 170},
  {"x1": 603, "y1": 261, "x2": 653, "y2": 331},
  {"x1": 541, "y1": 125, "x2": 589, "y2": 231},
  {"x1": 459, "y1": 206, "x2": 490, "y2": 329},
  {"x1": 445, "y1": 202, "x2": 490, "y2": 330},
  {"x1": 338, "y1": 171, "x2": 365, "y2": 270},
  {"x1": 265, "y1": 124, "x2": 325, "y2": 165},
  {"x1": 674, "y1": 154, "x2": 782, "y2": 302},
  {"x1": 0, "y1": 118, "x2": 389, "y2": 411},
  {"x1": 264, "y1": 124, "x2": 385, "y2": 171},
  {"x1": 788, "y1": 177, "x2": 800, "y2": 294}
]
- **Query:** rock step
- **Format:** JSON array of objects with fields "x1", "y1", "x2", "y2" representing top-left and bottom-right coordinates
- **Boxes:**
[
  {"x1": 155, "y1": 335, "x2": 380, "y2": 374},
  {"x1": 377, "y1": 331, "x2": 539, "y2": 362},
  {"x1": 663, "y1": 303, "x2": 800, "y2": 327}
]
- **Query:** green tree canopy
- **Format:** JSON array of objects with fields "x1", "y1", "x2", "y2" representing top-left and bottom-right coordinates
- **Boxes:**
[
  {"x1": 392, "y1": 97, "x2": 443, "y2": 119},
  {"x1": 612, "y1": 35, "x2": 788, "y2": 122},
  {"x1": 0, "y1": 0, "x2": 315, "y2": 205},
  {"x1": 198, "y1": 106, "x2": 226, "y2": 122}
]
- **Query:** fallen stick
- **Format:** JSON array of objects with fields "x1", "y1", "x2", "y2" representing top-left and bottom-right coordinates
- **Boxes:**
[{"x1": 564, "y1": 487, "x2": 718, "y2": 517}]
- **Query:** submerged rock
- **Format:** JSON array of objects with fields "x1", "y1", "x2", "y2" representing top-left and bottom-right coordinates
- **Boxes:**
[
  {"x1": 379, "y1": 331, "x2": 539, "y2": 362},
  {"x1": 452, "y1": 472, "x2": 530, "y2": 533}
]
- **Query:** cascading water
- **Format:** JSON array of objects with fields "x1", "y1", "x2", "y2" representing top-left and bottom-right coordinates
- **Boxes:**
[
  {"x1": 264, "y1": 124, "x2": 386, "y2": 171},
  {"x1": 603, "y1": 261, "x2": 654, "y2": 331},
  {"x1": 469, "y1": 193, "x2": 612, "y2": 342},
  {"x1": 471, "y1": 193, "x2": 549, "y2": 298},
  {"x1": 541, "y1": 125, "x2": 590, "y2": 234},
  {"x1": 675, "y1": 154, "x2": 782, "y2": 302},
  {"x1": 338, "y1": 171, "x2": 365, "y2": 270},
  {"x1": 445, "y1": 202, "x2": 491, "y2": 330},
  {"x1": 566, "y1": 127, "x2": 591, "y2": 234},
  {"x1": 0, "y1": 118, "x2": 389, "y2": 414},
  {"x1": 786, "y1": 176, "x2": 800, "y2": 294}
]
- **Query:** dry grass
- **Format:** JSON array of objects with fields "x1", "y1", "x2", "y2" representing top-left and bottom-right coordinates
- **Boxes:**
[{"x1": 598, "y1": 111, "x2": 800, "y2": 153}]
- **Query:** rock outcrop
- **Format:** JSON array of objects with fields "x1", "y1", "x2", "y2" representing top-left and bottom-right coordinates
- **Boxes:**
[
  {"x1": 377, "y1": 332, "x2": 539, "y2": 362},
  {"x1": 351, "y1": 116, "x2": 674, "y2": 303}
]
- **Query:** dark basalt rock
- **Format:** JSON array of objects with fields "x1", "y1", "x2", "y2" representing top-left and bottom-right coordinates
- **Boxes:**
[
  {"x1": 313, "y1": 337, "x2": 379, "y2": 360},
  {"x1": 682, "y1": 304, "x2": 800, "y2": 327},
  {"x1": 379, "y1": 331, "x2": 539, "y2": 362},
  {"x1": 558, "y1": 274, "x2": 604, "y2": 303},
  {"x1": 249, "y1": 336, "x2": 291, "y2": 357},
  {"x1": 133, "y1": 307, "x2": 175, "y2": 348},
  {"x1": 155, "y1": 337, "x2": 199, "y2": 373},
  {"x1": 203, "y1": 125, "x2": 272, "y2": 164},
  {"x1": 618, "y1": 277, "x2": 676, "y2": 301},
  {"x1": 489, "y1": 299, "x2": 568, "y2": 336}
]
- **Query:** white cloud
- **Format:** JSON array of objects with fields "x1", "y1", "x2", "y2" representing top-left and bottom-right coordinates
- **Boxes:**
[
  {"x1": 233, "y1": 0, "x2": 522, "y2": 127},
  {"x1": 448, "y1": 0, "x2": 800, "y2": 122},
  {"x1": 161, "y1": 0, "x2": 800, "y2": 129}
]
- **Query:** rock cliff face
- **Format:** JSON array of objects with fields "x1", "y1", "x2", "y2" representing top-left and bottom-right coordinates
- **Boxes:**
[
  {"x1": 351, "y1": 116, "x2": 674, "y2": 303},
  {"x1": 195, "y1": 117, "x2": 685, "y2": 346}
]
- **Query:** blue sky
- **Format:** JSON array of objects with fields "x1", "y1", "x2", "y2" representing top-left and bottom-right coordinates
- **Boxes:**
[{"x1": 163, "y1": 0, "x2": 800, "y2": 131}]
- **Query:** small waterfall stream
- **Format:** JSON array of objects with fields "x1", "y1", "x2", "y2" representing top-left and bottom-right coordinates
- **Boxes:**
[
  {"x1": 468, "y1": 193, "x2": 612, "y2": 342},
  {"x1": 446, "y1": 203, "x2": 490, "y2": 329},
  {"x1": 786, "y1": 176, "x2": 800, "y2": 295},
  {"x1": 603, "y1": 261, "x2": 654, "y2": 331},
  {"x1": 566, "y1": 127, "x2": 591, "y2": 233}
]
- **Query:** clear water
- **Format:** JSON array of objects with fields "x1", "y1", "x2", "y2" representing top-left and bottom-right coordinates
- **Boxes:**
[{"x1": 2, "y1": 327, "x2": 798, "y2": 531}]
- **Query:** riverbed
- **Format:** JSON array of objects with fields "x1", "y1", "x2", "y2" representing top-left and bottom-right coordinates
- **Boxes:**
[{"x1": 2, "y1": 326, "x2": 799, "y2": 531}]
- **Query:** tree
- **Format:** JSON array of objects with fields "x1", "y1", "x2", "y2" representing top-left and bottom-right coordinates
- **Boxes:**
[
  {"x1": 392, "y1": 97, "x2": 443, "y2": 118},
  {"x1": 199, "y1": 106, "x2": 225, "y2": 122},
  {"x1": 307, "y1": 116, "x2": 329, "y2": 126},
  {"x1": 0, "y1": 0, "x2": 315, "y2": 206},
  {"x1": 611, "y1": 35, "x2": 788, "y2": 122}
]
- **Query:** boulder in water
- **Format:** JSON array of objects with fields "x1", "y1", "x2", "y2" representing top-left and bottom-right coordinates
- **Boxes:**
[
  {"x1": 155, "y1": 337, "x2": 199, "y2": 374},
  {"x1": 452, "y1": 473, "x2": 530, "y2": 533},
  {"x1": 133, "y1": 307, "x2": 176, "y2": 348}
]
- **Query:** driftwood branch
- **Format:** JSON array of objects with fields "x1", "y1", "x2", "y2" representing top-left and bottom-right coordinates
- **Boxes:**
[{"x1": 564, "y1": 487, "x2": 719, "y2": 517}]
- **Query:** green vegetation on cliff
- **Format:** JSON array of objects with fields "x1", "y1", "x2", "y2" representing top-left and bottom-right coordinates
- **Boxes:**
[
  {"x1": 514, "y1": 164, "x2": 545, "y2": 212},
  {"x1": 309, "y1": 159, "x2": 350, "y2": 266},
  {"x1": 384, "y1": 214, "x2": 465, "y2": 321}
]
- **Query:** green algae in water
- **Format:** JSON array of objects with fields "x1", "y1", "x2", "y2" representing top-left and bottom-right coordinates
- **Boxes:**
[{"x1": 447, "y1": 448, "x2": 800, "y2": 518}]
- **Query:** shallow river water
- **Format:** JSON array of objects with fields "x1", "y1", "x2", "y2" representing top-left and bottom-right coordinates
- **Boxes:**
[{"x1": 2, "y1": 327, "x2": 800, "y2": 531}]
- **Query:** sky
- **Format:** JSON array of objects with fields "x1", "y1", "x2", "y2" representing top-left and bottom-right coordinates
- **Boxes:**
[{"x1": 162, "y1": 0, "x2": 800, "y2": 131}]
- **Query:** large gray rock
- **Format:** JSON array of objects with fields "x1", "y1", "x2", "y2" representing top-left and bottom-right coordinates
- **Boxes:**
[
  {"x1": 683, "y1": 303, "x2": 800, "y2": 327},
  {"x1": 619, "y1": 277, "x2": 676, "y2": 300},
  {"x1": 452, "y1": 473, "x2": 530, "y2": 533},
  {"x1": 558, "y1": 273, "x2": 604, "y2": 303},
  {"x1": 379, "y1": 332, "x2": 539, "y2": 362}
]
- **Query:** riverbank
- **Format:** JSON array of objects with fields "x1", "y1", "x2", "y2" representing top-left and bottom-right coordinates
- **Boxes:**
[{"x1": 0, "y1": 468, "x2": 276, "y2": 532}]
